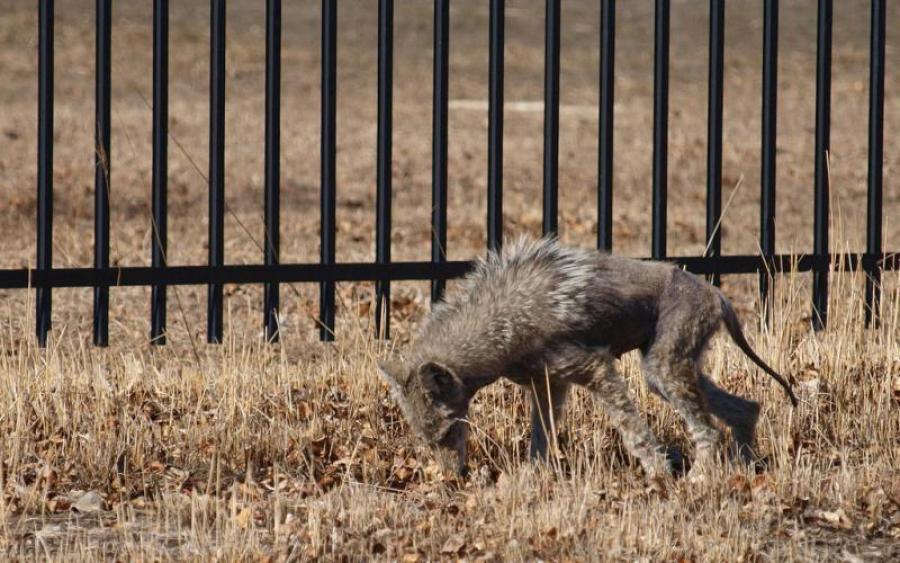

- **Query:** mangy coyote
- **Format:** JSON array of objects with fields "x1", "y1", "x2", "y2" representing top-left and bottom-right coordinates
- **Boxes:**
[{"x1": 379, "y1": 236, "x2": 798, "y2": 479}]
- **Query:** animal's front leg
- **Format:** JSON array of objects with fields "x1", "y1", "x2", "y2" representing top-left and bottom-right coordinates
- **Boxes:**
[
  {"x1": 437, "y1": 420, "x2": 470, "y2": 477},
  {"x1": 529, "y1": 378, "x2": 569, "y2": 460}
]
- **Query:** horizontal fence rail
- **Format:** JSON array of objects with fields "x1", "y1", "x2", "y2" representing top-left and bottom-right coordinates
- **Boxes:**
[
  {"x1": 4, "y1": 254, "x2": 897, "y2": 289},
  {"x1": 7, "y1": 1, "x2": 895, "y2": 346}
]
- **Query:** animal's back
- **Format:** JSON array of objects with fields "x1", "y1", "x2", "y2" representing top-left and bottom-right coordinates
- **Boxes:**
[{"x1": 415, "y1": 237, "x2": 673, "y2": 374}]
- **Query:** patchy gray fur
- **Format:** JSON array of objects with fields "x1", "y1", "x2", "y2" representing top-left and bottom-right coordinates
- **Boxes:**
[{"x1": 378, "y1": 236, "x2": 797, "y2": 479}]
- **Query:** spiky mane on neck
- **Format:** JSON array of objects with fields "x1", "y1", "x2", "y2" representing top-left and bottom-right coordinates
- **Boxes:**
[{"x1": 412, "y1": 236, "x2": 599, "y2": 378}]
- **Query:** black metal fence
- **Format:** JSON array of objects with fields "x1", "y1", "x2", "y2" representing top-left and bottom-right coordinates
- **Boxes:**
[{"x1": 1, "y1": 0, "x2": 897, "y2": 348}]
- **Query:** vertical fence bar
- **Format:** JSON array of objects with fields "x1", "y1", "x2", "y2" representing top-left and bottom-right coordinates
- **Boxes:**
[
  {"x1": 320, "y1": 0, "x2": 337, "y2": 340},
  {"x1": 812, "y1": 0, "x2": 832, "y2": 330},
  {"x1": 431, "y1": 0, "x2": 449, "y2": 303},
  {"x1": 376, "y1": 0, "x2": 393, "y2": 338},
  {"x1": 264, "y1": 0, "x2": 281, "y2": 342},
  {"x1": 598, "y1": 0, "x2": 615, "y2": 251},
  {"x1": 542, "y1": 0, "x2": 560, "y2": 236},
  {"x1": 151, "y1": 0, "x2": 169, "y2": 345},
  {"x1": 487, "y1": 0, "x2": 504, "y2": 252},
  {"x1": 760, "y1": 0, "x2": 778, "y2": 319},
  {"x1": 865, "y1": 0, "x2": 885, "y2": 327},
  {"x1": 36, "y1": 0, "x2": 54, "y2": 348},
  {"x1": 651, "y1": 0, "x2": 669, "y2": 260},
  {"x1": 705, "y1": 0, "x2": 724, "y2": 286},
  {"x1": 207, "y1": 0, "x2": 226, "y2": 343},
  {"x1": 93, "y1": 0, "x2": 112, "y2": 347}
]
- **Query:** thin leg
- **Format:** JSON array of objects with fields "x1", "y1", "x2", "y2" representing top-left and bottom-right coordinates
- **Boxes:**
[
  {"x1": 645, "y1": 355, "x2": 723, "y2": 469},
  {"x1": 580, "y1": 354, "x2": 670, "y2": 478},
  {"x1": 529, "y1": 378, "x2": 569, "y2": 460}
]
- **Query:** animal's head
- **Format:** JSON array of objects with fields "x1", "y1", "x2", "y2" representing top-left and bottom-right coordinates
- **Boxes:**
[{"x1": 378, "y1": 359, "x2": 471, "y2": 476}]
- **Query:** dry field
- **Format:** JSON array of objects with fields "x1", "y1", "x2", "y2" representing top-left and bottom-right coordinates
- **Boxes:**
[{"x1": 1, "y1": 0, "x2": 899, "y2": 560}]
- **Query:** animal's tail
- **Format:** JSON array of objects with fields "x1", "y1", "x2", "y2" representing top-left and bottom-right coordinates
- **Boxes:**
[{"x1": 718, "y1": 293, "x2": 799, "y2": 406}]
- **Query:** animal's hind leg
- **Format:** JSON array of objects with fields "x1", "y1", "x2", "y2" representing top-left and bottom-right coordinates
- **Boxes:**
[
  {"x1": 644, "y1": 353, "x2": 723, "y2": 471},
  {"x1": 529, "y1": 378, "x2": 569, "y2": 460},
  {"x1": 642, "y1": 275, "x2": 729, "y2": 475},
  {"x1": 698, "y1": 373, "x2": 760, "y2": 463},
  {"x1": 578, "y1": 352, "x2": 670, "y2": 478}
]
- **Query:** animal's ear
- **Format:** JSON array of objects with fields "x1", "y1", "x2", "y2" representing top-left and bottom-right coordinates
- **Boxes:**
[{"x1": 418, "y1": 361, "x2": 462, "y2": 399}]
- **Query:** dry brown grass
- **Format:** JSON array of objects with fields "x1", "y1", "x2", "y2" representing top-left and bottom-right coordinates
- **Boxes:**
[
  {"x1": 1, "y1": 0, "x2": 900, "y2": 560},
  {"x1": 1, "y1": 258, "x2": 899, "y2": 561}
]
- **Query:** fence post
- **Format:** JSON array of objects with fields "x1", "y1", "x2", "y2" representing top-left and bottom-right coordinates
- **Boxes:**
[
  {"x1": 705, "y1": 0, "x2": 724, "y2": 286},
  {"x1": 320, "y1": 0, "x2": 337, "y2": 340},
  {"x1": 760, "y1": 0, "x2": 778, "y2": 324},
  {"x1": 651, "y1": 0, "x2": 669, "y2": 260},
  {"x1": 812, "y1": 0, "x2": 832, "y2": 330},
  {"x1": 151, "y1": 0, "x2": 169, "y2": 345},
  {"x1": 865, "y1": 0, "x2": 885, "y2": 327},
  {"x1": 431, "y1": 0, "x2": 449, "y2": 304},
  {"x1": 93, "y1": 0, "x2": 112, "y2": 347},
  {"x1": 264, "y1": 0, "x2": 281, "y2": 343},
  {"x1": 487, "y1": 0, "x2": 504, "y2": 252},
  {"x1": 598, "y1": 0, "x2": 615, "y2": 252},
  {"x1": 376, "y1": 0, "x2": 394, "y2": 338},
  {"x1": 542, "y1": 0, "x2": 560, "y2": 237},
  {"x1": 207, "y1": 0, "x2": 226, "y2": 344},
  {"x1": 36, "y1": 0, "x2": 54, "y2": 348}
]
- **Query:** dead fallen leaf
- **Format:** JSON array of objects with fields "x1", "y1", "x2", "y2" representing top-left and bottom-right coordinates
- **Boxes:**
[
  {"x1": 751, "y1": 474, "x2": 773, "y2": 495},
  {"x1": 806, "y1": 507, "x2": 852, "y2": 530},
  {"x1": 728, "y1": 474, "x2": 751, "y2": 496},
  {"x1": 440, "y1": 533, "x2": 466, "y2": 555},
  {"x1": 46, "y1": 497, "x2": 71, "y2": 512}
]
